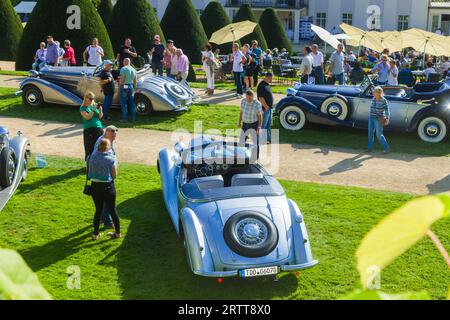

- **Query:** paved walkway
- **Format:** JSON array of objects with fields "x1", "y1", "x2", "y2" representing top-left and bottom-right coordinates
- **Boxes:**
[{"x1": 1, "y1": 117, "x2": 449, "y2": 195}]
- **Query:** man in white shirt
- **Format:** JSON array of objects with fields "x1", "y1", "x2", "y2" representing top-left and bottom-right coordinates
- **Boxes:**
[
  {"x1": 300, "y1": 46, "x2": 313, "y2": 84},
  {"x1": 83, "y1": 38, "x2": 104, "y2": 67},
  {"x1": 231, "y1": 42, "x2": 246, "y2": 97},
  {"x1": 387, "y1": 60, "x2": 399, "y2": 85},
  {"x1": 346, "y1": 50, "x2": 356, "y2": 62},
  {"x1": 311, "y1": 44, "x2": 324, "y2": 84}
]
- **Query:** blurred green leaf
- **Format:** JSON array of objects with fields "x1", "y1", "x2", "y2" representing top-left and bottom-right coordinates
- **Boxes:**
[
  {"x1": 436, "y1": 193, "x2": 450, "y2": 218},
  {"x1": 0, "y1": 249, "x2": 52, "y2": 300},
  {"x1": 357, "y1": 196, "x2": 446, "y2": 288},
  {"x1": 340, "y1": 289, "x2": 431, "y2": 300}
]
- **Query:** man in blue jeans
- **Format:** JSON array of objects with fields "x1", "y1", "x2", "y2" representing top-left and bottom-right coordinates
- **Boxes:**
[
  {"x1": 328, "y1": 43, "x2": 345, "y2": 85},
  {"x1": 257, "y1": 72, "x2": 274, "y2": 144},
  {"x1": 98, "y1": 60, "x2": 115, "y2": 121},
  {"x1": 119, "y1": 58, "x2": 137, "y2": 122}
]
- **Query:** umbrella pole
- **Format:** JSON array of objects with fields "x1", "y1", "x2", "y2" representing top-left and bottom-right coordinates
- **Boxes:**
[{"x1": 422, "y1": 41, "x2": 427, "y2": 69}]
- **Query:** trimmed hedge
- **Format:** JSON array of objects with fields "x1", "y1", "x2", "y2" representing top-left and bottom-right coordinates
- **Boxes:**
[
  {"x1": 160, "y1": 0, "x2": 208, "y2": 65},
  {"x1": 259, "y1": 8, "x2": 292, "y2": 55},
  {"x1": 97, "y1": 0, "x2": 113, "y2": 26},
  {"x1": 232, "y1": 4, "x2": 267, "y2": 50},
  {"x1": 1, "y1": 0, "x2": 23, "y2": 61},
  {"x1": 200, "y1": 1, "x2": 232, "y2": 54},
  {"x1": 16, "y1": 0, "x2": 113, "y2": 70},
  {"x1": 108, "y1": 0, "x2": 164, "y2": 59}
]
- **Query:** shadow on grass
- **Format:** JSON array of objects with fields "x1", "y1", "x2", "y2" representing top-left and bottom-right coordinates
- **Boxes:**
[
  {"x1": 20, "y1": 226, "x2": 95, "y2": 272},
  {"x1": 116, "y1": 191, "x2": 298, "y2": 300},
  {"x1": 17, "y1": 167, "x2": 85, "y2": 194}
]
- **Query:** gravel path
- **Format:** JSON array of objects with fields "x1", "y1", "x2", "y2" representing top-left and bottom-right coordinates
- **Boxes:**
[{"x1": 1, "y1": 116, "x2": 448, "y2": 195}]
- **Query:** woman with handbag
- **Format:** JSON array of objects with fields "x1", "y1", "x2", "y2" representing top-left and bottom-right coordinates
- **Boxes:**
[
  {"x1": 88, "y1": 139, "x2": 120, "y2": 240},
  {"x1": 202, "y1": 44, "x2": 215, "y2": 95},
  {"x1": 80, "y1": 91, "x2": 104, "y2": 160},
  {"x1": 367, "y1": 86, "x2": 391, "y2": 153}
]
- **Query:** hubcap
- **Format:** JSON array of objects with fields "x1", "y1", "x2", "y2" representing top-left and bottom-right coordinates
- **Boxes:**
[
  {"x1": 328, "y1": 104, "x2": 341, "y2": 116},
  {"x1": 286, "y1": 112, "x2": 299, "y2": 125},
  {"x1": 425, "y1": 123, "x2": 439, "y2": 137},
  {"x1": 27, "y1": 93, "x2": 37, "y2": 103},
  {"x1": 136, "y1": 102, "x2": 147, "y2": 112},
  {"x1": 8, "y1": 156, "x2": 15, "y2": 183},
  {"x1": 235, "y1": 218, "x2": 268, "y2": 247}
]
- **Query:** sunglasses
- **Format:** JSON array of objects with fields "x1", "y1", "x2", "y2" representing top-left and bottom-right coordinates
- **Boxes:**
[{"x1": 88, "y1": 97, "x2": 95, "y2": 101}]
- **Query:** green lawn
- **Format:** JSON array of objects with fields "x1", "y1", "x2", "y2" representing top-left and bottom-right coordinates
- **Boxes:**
[
  {"x1": 1, "y1": 87, "x2": 449, "y2": 156},
  {"x1": 0, "y1": 156, "x2": 448, "y2": 300},
  {"x1": 188, "y1": 81, "x2": 290, "y2": 94},
  {"x1": 0, "y1": 70, "x2": 29, "y2": 77}
]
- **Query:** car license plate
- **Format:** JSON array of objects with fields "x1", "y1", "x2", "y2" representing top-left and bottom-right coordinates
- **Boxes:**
[{"x1": 240, "y1": 266, "x2": 279, "y2": 278}]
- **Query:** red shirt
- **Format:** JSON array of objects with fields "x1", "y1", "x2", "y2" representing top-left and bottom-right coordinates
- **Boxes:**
[{"x1": 63, "y1": 47, "x2": 76, "y2": 65}]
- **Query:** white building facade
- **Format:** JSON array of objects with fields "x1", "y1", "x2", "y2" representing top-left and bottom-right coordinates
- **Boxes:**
[{"x1": 428, "y1": 1, "x2": 450, "y2": 35}]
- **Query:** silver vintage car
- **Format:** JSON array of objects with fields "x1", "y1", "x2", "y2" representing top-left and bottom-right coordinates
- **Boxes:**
[
  {"x1": 0, "y1": 127, "x2": 30, "y2": 212},
  {"x1": 158, "y1": 137, "x2": 318, "y2": 278},
  {"x1": 18, "y1": 63, "x2": 195, "y2": 115}
]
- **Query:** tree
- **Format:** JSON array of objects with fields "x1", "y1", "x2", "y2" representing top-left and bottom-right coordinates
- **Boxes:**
[
  {"x1": 200, "y1": 1, "x2": 232, "y2": 53},
  {"x1": 97, "y1": 0, "x2": 113, "y2": 25},
  {"x1": 259, "y1": 8, "x2": 292, "y2": 55},
  {"x1": 232, "y1": 4, "x2": 267, "y2": 50},
  {"x1": 16, "y1": 0, "x2": 113, "y2": 70},
  {"x1": 108, "y1": 0, "x2": 164, "y2": 59},
  {"x1": 160, "y1": 0, "x2": 208, "y2": 65},
  {"x1": 1, "y1": 0, "x2": 23, "y2": 61}
]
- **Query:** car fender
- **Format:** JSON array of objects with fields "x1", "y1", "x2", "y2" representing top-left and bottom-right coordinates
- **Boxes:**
[
  {"x1": 158, "y1": 148, "x2": 180, "y2": 232},
  {"x1": 287, "y1": 199, "x2": 317, "y2": 266},
  {"x1": 181, "y1": 207, "x2": 215, "y2": 275},
  {"x1": 19, "y1": 78, "x2": 82, "y2": 106},
  {"x1": 275, "y1": 96, "x2": 319, "y2": 114},
  {"x1": 410, "y1": 105, "x2": 450, "y2": 130},
  {"x1": 0, "y1": 133, "x2": 29, "y2": 212}
]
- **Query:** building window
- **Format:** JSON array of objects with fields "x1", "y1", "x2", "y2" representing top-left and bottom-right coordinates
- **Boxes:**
[
  {"x1": 398, "y1": 15, "x2": 409, "y2": 31},
  {"x1": 196, "y1": 9, "x2": 203, "y2": 16},
  {"x1": 342, "y1": 13, "x2": 352, "y2": 25},
  {"x1": 316, "y1": 12, "x2": 327, "y2": 29},
  {"x1": 431, "y1": 15, "x2": 440, "y2": 32}
]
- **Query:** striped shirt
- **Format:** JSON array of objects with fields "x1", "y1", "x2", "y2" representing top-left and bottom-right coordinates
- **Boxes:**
[
  {"x1": 240, "y1": 99, "x2": 262, "y2": 123},
  {"x1": 370, "y1": 97, "x2": 390, "y2": 118}
]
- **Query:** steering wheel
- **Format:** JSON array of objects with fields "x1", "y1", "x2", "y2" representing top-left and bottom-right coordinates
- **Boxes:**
[{"x1": 193, "y1": 163, "x2": 215, "y2": 178}]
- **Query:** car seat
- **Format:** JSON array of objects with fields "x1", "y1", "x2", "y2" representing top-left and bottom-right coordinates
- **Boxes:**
[
  {"x1": 191, "y1": 175, "x2": 224, "y2": 190},
  {"x1": 231, "y1": 174, "x2": 266, "y2": 187}
]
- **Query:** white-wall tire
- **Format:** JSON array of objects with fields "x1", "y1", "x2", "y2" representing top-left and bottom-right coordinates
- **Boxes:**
[
  {"x1": 320, "y1": 96, "x2": 348, "y2": 120},
  {"x1": 279, "y1": 106, "x2": 307, "y2": 131},
  {"x1": 417, "y1": 117, "x2": 447, "y2": 143}
]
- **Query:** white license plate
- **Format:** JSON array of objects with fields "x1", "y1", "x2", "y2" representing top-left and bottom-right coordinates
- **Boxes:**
[{"x1": 240, "y1": 266, "x2": 279, "y2": 278}]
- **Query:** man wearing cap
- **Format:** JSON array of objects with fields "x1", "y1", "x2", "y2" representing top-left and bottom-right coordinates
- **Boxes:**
[
  {"x1": 116, "y1": 38, "x2": 137, "y2": 69},
  {"x1": 92, "y1": 125, "x2": 119, "y2": 229},
  {"x1": 98, "y1": 60, "x2": 116, "y2": 121},
  {"x1": 149, "y1": 35, "x2": 165, "y2": 76}
]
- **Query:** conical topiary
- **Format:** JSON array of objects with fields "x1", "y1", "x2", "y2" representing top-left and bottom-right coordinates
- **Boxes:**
[
  {"x1": 160, "y1": 0, "x2": 208, "y2": 65},
  {"x1": 232, "y1": 4, "x2": 267, "y2": 50},
  {"x1": 16, "y1": 0, "x2": 113, "y2": 70},
  {"x1": 108, "y1": 0, "x2": 164, "y2": 59},
  {"x1": 0, "y1": 0, "x2": 23, "y2": 61},
  {"x1": 97, "y1": 0, "x2": 113, "y2": 26},
  {"x1": 259, "y1": 8, "x2": 292, "y2": 55},
  {"x1": 200, "y1": 1, "x2": 232, "y2": 54}
]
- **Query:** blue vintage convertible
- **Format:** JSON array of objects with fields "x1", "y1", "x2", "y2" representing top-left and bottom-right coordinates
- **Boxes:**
[
  {"x1": 158, "y1": 137, "x2": 318, "y2": 278},
  {"x1": 276, "y1": 76, "x2": 450, "y2": 143}
]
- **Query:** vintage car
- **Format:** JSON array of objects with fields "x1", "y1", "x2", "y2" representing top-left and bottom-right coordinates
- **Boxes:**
[
  {"x1": 276, "y1": 76, "x2": 450, "y2": 143},
  {"x1": 18, "y1": 63, "x2": 195, "y2": 115},
  {"x1": 0, "y1": 127, "x2": 30, "y2": 212},
  {"x1": 157, "y1": 137, "x2": 318, "y2": 278}
]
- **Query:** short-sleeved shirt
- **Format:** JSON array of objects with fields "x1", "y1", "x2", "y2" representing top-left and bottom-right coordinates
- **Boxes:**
[
  {"x1": 86, "y1": 45, "x2": 104, "y2": 66},
  {"x1": 80, "y1": 104, "x2": 103, "y2": 130},
  {"x1": 233, "y1": 50, "x2": 245, "y2": 72},
  {"x1": 371, "y1": 62, "x2": 390, "y2": 83},
  {"x1": 46, "y1": 43, "x2": 59, "y2": 64},
  {"x1": 300, "y1": 54, "x2": 313, "y2": 75},
  {"x1": 63, "y1": 47, "x2": 76, "y2": 65},
  {"x1": 118, "y1": 45, "x2": 137, "y2": 67},
  {"x1": 370, "y1": 97, "x2": 390, "y2": 118},
  {"x1": 330, "y1": 51, "x2": 344, "y2": 75},
  {"x1": 257, "y1": 80, "x2": 273, "y2": 109},
  {"x1": 150, "y1": 43, "x2": 165, "y2": 62},
  {"x1": 387, "y1": 66, "x2": 399, "y2": 85},
  {"x1": 251, "y1": 47, "x2": 263, "y2": 66},
  {"x1": 88, "y1": 152, "x2": 116, "y2": 183},
  {"x1": 99, "y1": 69, "x2": 115, "y2": 95},
  {"x1": 240, "y1": 99, "x2": 262, "y2": 124},
  {"x1": 120, "y1": 65, "x2": 137, "y2": 85},
  {"x1": 202, "y1": 51, "x2": 214, "y2": 69},
  {"x1": 312, "y1": 51, "x2": 324, "y2": 67}
]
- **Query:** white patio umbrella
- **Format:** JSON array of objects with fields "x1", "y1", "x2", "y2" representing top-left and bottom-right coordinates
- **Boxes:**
[
  {"x1": 370, "y1": 31, "x2": 403, "y2": 52},
  {"x1": 340, "y1": 23, "x2": 384, "y2": 52},
  {"x1": 209, "y1": 20, "x2": 257, "y2": 45},
  {"x1": 311, "y1": 24, "x2": 343, "y2": 49}
]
